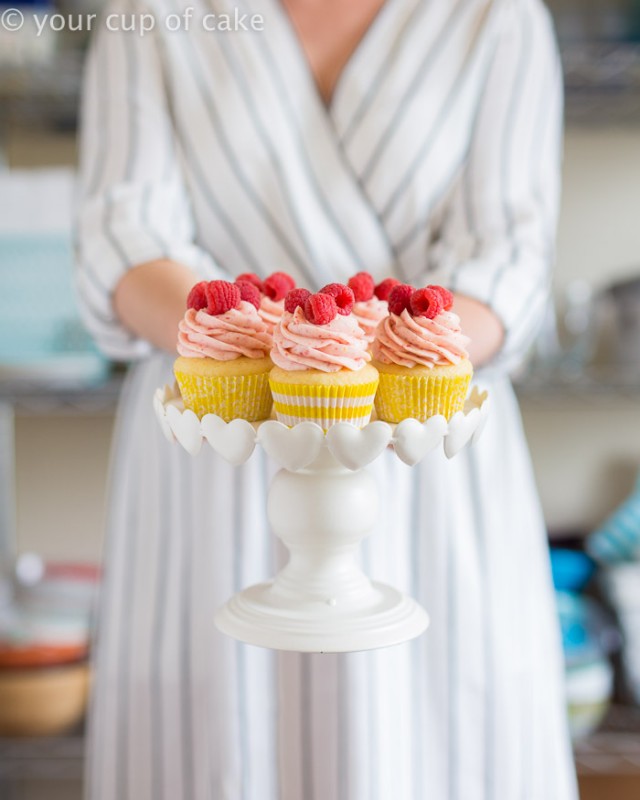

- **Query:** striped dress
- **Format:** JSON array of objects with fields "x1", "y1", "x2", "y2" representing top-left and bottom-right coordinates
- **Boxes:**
[{"x1": 76, "y1": 0, "x2": 578, "y2": 797}]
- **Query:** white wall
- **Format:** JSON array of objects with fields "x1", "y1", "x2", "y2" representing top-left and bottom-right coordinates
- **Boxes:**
[
  {"x1": 12, "y1": 125, "x2": 640, "y2": 560},
  {"x1": 525, "y1": 126, "x2": 640, "y2": 534},
  {"x1": 555, "y1": 127, "x2": 640, "y2": 291},
  {"x1": 15, "y1": 414, "x2": 113, "y2": 561}
]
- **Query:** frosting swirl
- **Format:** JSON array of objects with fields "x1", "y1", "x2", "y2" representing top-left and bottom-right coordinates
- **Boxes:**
[
  {"x1": 177, "y1": 301, "x2": 272, "y2": 360},
  {"x1": 372, "y1": 309, "x2": 469, "y2": 368},
  {"x1": 352, "y1": 298, "x2": 389, "y2": 343},
  {"x1": 271, "y1": 307, "x2": 371, "y2": 372},
  {"x1": 258, "y1": 296, "x2": 284, "y2": 335}
]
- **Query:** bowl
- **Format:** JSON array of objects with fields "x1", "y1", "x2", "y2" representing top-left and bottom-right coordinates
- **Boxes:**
[
  {"x1": 566, "y1": 658, "x2": 614, "y2": 740},
  {"x1": 550, "y1": 549, "x2": 596, "y2": 593},
  {"x1": 0, "y1": 661, "x2": 90, "y2": 736}
]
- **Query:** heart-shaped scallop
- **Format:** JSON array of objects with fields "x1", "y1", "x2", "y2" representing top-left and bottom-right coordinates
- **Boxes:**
[
  {"x1": 393, "y1": 415, "x2": 448, "y2": 466},
  {"x1": 444, "y1": 409, "x2": 480, "y2": 459},
  {"x1": 470, "y1": 391, "x2": 490, "y2": 445},
  {"x1": 165, "y1": 382, "x2": 181, "y2": 403},
  {"x1": 326, "y1": 421, "x2": 392, "y2": 471},
  {"x1": 464, "y1": 385, "x2": 485, "y2": 411},
  {"x1": 166, "y1": 405, "x2": 203, "y2": 456},
  {"x1": 153, "y1": 388, "x2": 176, "y2": 444},
  {"x1": 257, "y1": 420, "x2": 324, "y2": 471},
  {"x1": 201, "y1": 415, "x2": 257, "y2": 465}
]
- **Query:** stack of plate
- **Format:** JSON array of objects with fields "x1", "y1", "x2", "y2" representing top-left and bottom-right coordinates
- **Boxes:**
[
  {"x1": 0, "y1": 560, "x2": 100, "y2": 736},
  {"x1": 601, "y1": 562, "x2": 640, "y2": 705},
  {"x1": 551, "y1": 548, "x2": 618, "y2": 740}
]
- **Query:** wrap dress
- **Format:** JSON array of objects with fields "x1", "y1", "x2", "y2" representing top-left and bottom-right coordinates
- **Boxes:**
[{"x1": 76, "y1": 0, "x2": 578, "y2": 797}]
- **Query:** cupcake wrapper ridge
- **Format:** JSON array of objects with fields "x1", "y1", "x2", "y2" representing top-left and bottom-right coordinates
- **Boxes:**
[
  {"x1": 174, "y1": 370, "x2": 273, "y2": 422},
  {"x1": 374, "y1": 372, "x2": 471, "y2": 423}
]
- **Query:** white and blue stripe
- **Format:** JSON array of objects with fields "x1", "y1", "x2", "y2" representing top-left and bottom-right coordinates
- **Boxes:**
[{"x1": 77, "y1": 0, "x2": 576, "y2": 798}]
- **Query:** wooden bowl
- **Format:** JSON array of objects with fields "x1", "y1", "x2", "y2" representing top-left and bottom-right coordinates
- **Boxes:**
[{"x1": 0, "y1": 663, "x2": 90, "y2": 736}]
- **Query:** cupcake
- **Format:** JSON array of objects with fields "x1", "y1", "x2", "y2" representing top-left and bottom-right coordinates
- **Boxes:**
[
  {"x1": 173, "y1": 280, "x2": 273, "y2": 421},
  {"x1": 269, "y1": 287, "x2": 379, "y2": 431},
  {"x1": 372, "y1": 284, "x2": 472, "y2": 422},
  {"x1": 236, "y1": 271, "x2": 296, "y2": 336},
  {"x1": 329, "y1": 272, "x2": 393, "y2": 344}
]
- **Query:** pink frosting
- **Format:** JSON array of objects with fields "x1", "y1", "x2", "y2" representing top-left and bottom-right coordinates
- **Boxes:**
[
  {"x1": 353, "y1": 298, "x2": 389, "y2": 343},
  {"x1": 258, "y1": 296, "x2": 284, "y2": 336},
  {"x1": 372, "y1": 309, "x2": 470, "y2": 368},
  {"x1": 271, "y1": 307, "x2": 371, "y2": 372},
  {"x1": 177, "y1": 301, "x2": 272, "y2": 360}
]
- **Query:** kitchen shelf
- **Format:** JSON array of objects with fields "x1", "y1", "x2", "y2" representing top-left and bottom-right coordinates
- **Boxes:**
[
  {"x1": 575, "y1": 706, "x2": 640, "y2": 776},
  {"x1": 514, "y1": 366, "x2": 640, "y2": 403},
  {"x1": 0, "y1": 370, "x2": 125, "y2": 416},
  {"x1": 0, "y1": 731, "x2": 84, "y2": 782},
  {"x1": 562, "y1": 42, "x2": 640, "y2": 125},
  {"x1": 1, "y1": 364, "x2": 638, "y2": 414},
  {"x1": 1, "y1": 41, "x2": 639, "y2": 132},
  {"x1": 0, "y1": 707, "x2": 638, "y2": 783},
  {"x1": 0, "y1": 50, "x2": 83, "y2": 133}
]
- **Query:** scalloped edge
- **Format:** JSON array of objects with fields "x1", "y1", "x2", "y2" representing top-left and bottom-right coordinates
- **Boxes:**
[{"x1": 153, "y1": 382, "x2": 489, "y2": 468}]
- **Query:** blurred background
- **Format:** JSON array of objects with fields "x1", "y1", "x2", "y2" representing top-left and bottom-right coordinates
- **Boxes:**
[{"x1": 0, "y1": 0, "x2": 640, "y2": 798}]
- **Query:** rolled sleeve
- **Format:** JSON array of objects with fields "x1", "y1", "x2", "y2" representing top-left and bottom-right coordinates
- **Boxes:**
[
  {"x1": 428, "y1": 0, "x2": 563, "y2": 373},
  {"x1": 75, "y1": 0, "x2": 222, "y2": 361}
]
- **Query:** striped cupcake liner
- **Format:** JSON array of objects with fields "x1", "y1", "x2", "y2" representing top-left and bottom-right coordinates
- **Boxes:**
[
  {"x1": 174, "y1": 370, "x2": 273, "y2": 422},
  {"x1": 269, "y1": 379, "x2": 379, "y2": 432},
  {"x1": 374, "y1": 372, "x2": 472, "y2": 423}
]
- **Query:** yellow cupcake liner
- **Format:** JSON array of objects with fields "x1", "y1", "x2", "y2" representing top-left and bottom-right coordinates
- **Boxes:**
[
  {"x1": 174, "y1": 369, "x2": 273, "y2": 422},
  {"x1": 374, "y1": 372, "x2": 472, "y2": 423},
  {"x1": 269, "y1": 379, "x2": 379, "y2": 431}
]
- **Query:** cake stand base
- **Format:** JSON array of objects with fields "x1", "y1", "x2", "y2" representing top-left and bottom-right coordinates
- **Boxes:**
[
  {"x1": 215, "y1": 580, "x2": 429, "y2": 653},
  {"x1": 155, "y1": 384, "x2": 489, "y2": 652}
]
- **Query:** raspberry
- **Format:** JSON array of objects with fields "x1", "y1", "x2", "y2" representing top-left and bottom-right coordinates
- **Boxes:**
[
  {"x1": 304, "y1": 293, "x2": 338, "y2": 325},
  {"x1": 319, "y1": 283, "x2": 355, "y2": 315},
  {"x1": 387, "y1": 284, "x2": 415, "y2": 316},
  {"x1": 427, "y1": 284, "x2": 454, "y2": 311},
  {"x1": 205, "y1": 280, "x2": 241, "y2": 316},
  {"x1": 347, "y1": 271, "x2": 375, "y2": 302},
  {"x1": 235, "y1": 280, "x2": 261, "y2": 310},
  {"x1": 374, "y1": 277, "x2": 401, "y2": 302},
  {"x1": 284, "y1": 288, "x2": 312, "y2": 314},
  {"x1": 410, "y1": 287, "x2": 444, "y2": 320},
  {"x1": 264, "y1": 271, "x2": 296, "y2": 302},
  {"x1": 236, "y1": 273, "x2": 264, "y2": 293},
  {"x1": 186, "y1": 281, "x2": 208, "y2": 311}
]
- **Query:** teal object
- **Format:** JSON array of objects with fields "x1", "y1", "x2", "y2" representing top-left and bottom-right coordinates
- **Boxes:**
[
  {"x1": 587, "y1": 472, "x2": 640, "y2": 564},
  {"x1": 555, "y1": 591, "x2": 617, "y2": 667},
  {"x1": 0, "y1": 233, "x2": 108, "y2": 382},
  {"x1": 550, "y1": 549, "x2": 595, "y2": 593}
]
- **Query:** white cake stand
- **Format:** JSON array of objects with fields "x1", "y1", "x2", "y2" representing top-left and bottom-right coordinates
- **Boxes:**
[{"x1": 154, "y1": 385, "x2": 489, "y2": 653}]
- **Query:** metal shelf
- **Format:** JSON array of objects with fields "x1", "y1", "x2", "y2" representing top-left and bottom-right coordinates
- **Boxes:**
[
  {"x1": 0, "y1": 370, "x2": 124, "y2": 416},
  {"x1": 562, "y1": 42, "x2": 640, "y2": 125},
  {"x1": 0, "y1": 50, "x2": 84, "y2": 133},
  {"x1": 0, "y1": 731, "x2": 84, "y2": 782},
  {"x1": 514, "y1": 366, "x2": 640, "y2": 403},
  {"x1": 1, "y1": 41, "x2": 639, "y2": 132}
]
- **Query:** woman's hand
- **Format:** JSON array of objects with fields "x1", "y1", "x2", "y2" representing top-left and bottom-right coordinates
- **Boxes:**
[
  {"x1": 451, "y1": 293, "x2": 504, "y2": 368},
  {"x1": 113, "y1": 260, "x2": 199, "y2": 354}
]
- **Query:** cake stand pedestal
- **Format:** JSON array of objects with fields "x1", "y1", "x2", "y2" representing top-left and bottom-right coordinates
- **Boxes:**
[{"x1": 154, "y1": 385, "x2": 489, "y2": 653}]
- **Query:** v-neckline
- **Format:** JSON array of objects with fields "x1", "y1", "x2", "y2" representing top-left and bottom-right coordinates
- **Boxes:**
[{"x1": 271, "y1": 0, "x2": 399, "y2": 115}]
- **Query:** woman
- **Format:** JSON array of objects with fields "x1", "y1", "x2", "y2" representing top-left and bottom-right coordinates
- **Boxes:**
[{"x1": 76, "y1": 0, "x2": 577, "y2": 797}]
